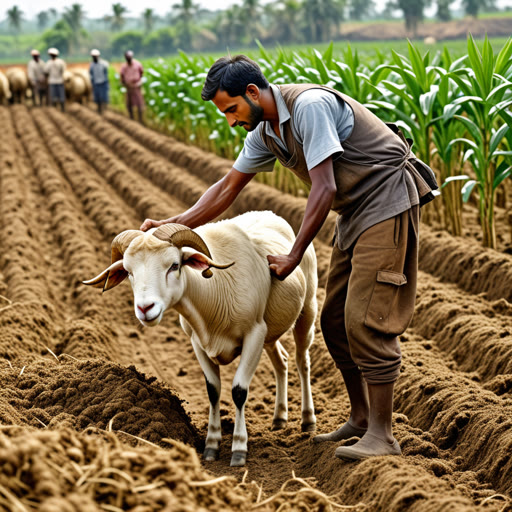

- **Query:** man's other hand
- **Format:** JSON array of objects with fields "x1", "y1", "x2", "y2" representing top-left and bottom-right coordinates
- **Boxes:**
[{"x1": 267, "y1": 254, "x2": 300, "y2": 281}]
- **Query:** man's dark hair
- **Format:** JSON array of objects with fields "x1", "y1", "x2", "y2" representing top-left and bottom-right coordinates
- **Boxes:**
[{"x1": 201, "y1": 55, "x2": 270, "y2": 101}]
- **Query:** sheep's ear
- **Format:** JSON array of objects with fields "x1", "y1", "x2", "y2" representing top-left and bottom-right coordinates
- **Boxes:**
[
  {"x1": 82, "y1": 260, "x2": 128, "y2": 292},
  {"x1": 181, "y1": 249, "x2": 211, "y2": 274}
]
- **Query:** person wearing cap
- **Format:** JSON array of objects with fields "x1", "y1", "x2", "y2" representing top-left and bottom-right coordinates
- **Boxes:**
[
  {"x1": 44, "y1": 48, "x2": 66, "y2": 112},
  {"x1": 120, "y1": 50, "x2": 144, "y2": 123},
  {"x1": 89, "y1": 49, "x2": 109, "y2": 114},
  {"x1": 27, "y1": 49, "x2": 47, "y2": 106}
]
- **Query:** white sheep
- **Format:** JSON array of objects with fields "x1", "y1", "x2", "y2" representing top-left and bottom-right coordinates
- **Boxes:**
[
  {"x1": 84, "y1": 211, "x2": 317, "y2": 466},
  {"x1": 0, "y1": 71, "x2": 11, "y2": 105},
  {"x1": 5, "y1": 67, "x2": 28, "y2": 103},
  {"x1": 63, "y1": 70, "x2": 88, "y2": 103}
]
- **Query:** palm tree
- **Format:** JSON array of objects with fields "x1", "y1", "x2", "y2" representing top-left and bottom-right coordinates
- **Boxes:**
[
  {"x1": 303, "y1": 0, "x2": 345, "y2": 42},
  {"x1": 349, "y1": 0, "x2": 375, "y2": 20},
  {"x1": 105, "y1": 3, "x2": 128, "y2": 32},
  {"x1": 171, "y1": 0, "x2": 199, "y2": 50},
  {"x1": 63, "y1": 3, "x2": 86, "y2": 52},
  {"x1": 462, "y1": 0, "x2": 496, "y2": 18},
  {"x1": 142, "y1": 8, "x2": 156, "y2": 33},
  {"x1": 240, "y1": 0, "x2": 262, "y2": 45},
  {"x1": 272, "y1": 0, "x2": 302, "y2": 44},
  {"x1": 37, "y1": 10, "x2": 49, "y2": 30},
  {"x1": 396, "y1": 0, "x2": 431, "y2": 37},
  {"x1": 437, "y1": 0, "x2": 453, "y2": 21},
  {"x1": 6, "y1": 5, "x2": 23, "y2": 36}
]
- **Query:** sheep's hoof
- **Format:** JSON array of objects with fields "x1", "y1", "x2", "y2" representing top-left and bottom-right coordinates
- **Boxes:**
[
  {"x1": 271, "y1": 419, "x2": 287, "y2": 431},
  {"x1": 301, "y1": 422, "x2": 317, "y2": 433},
  {"x1": 203, "y1": 448, "x2": 219, "y2": 461},
  {"x1": 230, "y1": 451, "x2": 247, "y2": 467}
]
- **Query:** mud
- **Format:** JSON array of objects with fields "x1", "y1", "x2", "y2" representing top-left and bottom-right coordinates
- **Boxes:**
[{"x1": 0, "y1": 104, "x2": 511, "y2": 511}]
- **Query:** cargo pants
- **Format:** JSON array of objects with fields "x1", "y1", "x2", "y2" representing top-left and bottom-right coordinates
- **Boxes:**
[{"x1": 320, "y1": 206, "x2": 419, "y2": 384}]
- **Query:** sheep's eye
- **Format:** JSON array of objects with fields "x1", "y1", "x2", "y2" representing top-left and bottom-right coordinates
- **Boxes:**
[{"x1": 169, "y1": 263, "x2": 179, "y2": 272}]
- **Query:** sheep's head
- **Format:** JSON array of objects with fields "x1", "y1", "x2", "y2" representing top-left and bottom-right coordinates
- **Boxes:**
[{"x1": 83, "y1": 224, "x2": 234, "y2": 326}]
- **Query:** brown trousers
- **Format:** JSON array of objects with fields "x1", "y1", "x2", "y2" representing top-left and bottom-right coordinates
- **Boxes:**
[{"x1": 320, "y1": 206, "x2": 419, "y2": 384}]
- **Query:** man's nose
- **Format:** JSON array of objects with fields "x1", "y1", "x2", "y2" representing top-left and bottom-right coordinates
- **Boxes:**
[{"x1": 226, "y1": 114, "x2": 237, "y2": 127}]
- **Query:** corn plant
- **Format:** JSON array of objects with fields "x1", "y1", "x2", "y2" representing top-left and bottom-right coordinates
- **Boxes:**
[{"x1": 445, "y1": 35, "x2": 512, "y2": 248}]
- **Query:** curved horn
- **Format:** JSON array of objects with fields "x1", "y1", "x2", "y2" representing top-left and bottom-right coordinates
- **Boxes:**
[
  {"x1": 153, "y1": 224, "x2": 234, "y2": 278},
  {"x1": 111, "y1": 230, "x2": 144, "y2": 263},
  {"x1": 153, "y1": 224, "x2": 212, "y2": 257}
]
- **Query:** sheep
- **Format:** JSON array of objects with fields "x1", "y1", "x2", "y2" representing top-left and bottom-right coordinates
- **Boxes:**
[
  {"x1": 423, "y1": 36, "x2": 437, "y2": 45},
  {"x1": 72, "y1": 68, "x2": 93, "y2": 101},
  {"x1": 63, "y1": 70, "x2": 88, "y2": 103},
  {"x1": 5, "y1": 67, "x2": 28, "y2": 103},
  {"x1": 83, "y1": 211, "x2": 318, "y2": 466},
  {"x1": 0, "y1": 71, "x2": 11, "y2": 105}
]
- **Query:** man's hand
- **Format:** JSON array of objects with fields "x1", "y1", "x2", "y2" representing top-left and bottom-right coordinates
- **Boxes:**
[
  {"x1": 267, "y1": 254, "x2": 300, "y2": 281},
  {"x1": 140, "y1": 218, "x2": 173, "y2": 231}
]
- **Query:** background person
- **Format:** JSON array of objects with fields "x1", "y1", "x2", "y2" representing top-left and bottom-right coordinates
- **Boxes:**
[
  {"x1": 27, "y1": 49, "x2": 47, "y2": 106},
  {"x1": 139, "y1": 55, "x2": 438, "y2": 462},
  {"x1": 120, "y1": 50, "x2": 144, "y2": 123},
  {"x1": 44, "y1": 47, "x2": 66, "y2": 112},
  {"x1": 89, "y1": 49, "x2": 109, "y2": 114}
]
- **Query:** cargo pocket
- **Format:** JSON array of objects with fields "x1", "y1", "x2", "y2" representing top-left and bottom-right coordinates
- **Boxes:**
[{"x1": 364, "y1": 270, "x2": 409, "y2": 335}]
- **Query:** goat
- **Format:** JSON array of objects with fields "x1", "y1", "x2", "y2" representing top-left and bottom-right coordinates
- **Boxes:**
[{"x1": 84, "y1": 211, "x2": 318, "y2": 466}]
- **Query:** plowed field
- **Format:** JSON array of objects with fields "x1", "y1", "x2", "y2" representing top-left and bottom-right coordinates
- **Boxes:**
[{"x1": 1, "y1": 104, "x2": 512, "y2": 512}]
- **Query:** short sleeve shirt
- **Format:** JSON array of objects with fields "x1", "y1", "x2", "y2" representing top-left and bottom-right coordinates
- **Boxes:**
[
  {"x1": 120, "y1": 60, "x2": 143, "y2": 86},
  {"x1": 234, "y1": 84, "x2": 354, "y2": 174}
]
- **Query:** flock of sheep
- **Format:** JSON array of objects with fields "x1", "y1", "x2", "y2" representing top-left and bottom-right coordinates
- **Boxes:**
[{"x1": 0, "y1": 66, "x2": 93, "y2": 104}]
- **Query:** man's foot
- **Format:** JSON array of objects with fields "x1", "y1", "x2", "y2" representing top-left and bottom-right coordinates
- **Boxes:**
[
  {"x1": 312, "y1": 420, "x2": 367, "y2": 443},
  {"x1": 335, "y1": 433, "x2": 401, "y2": 461}
]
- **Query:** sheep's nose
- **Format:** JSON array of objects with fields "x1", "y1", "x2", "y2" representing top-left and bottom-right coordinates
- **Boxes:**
[{"x1": 138, "y1": 303, "x2": 155, "y2": 315}]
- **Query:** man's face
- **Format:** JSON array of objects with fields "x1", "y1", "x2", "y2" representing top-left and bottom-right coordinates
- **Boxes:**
[{"x1": 212, "y1": 87, "x2": 264, "y2": 132}]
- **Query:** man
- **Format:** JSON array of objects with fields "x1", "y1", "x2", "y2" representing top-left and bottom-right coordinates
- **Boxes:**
[
  {"x1": 120, "y1": 50, "x2": 144, "y2": 123},
  {"x1": 140, "y1": 55, "x2": 437, "y2": 460},
  {"x1": 89, "y1": 49, "x2": 109, "y2": 114},
  {"x1": 27, "y1": 49, "x2": 47, "y2": 106},
  {"x1": 45, "y1": 47, "x2": 66, "y2": 112}
]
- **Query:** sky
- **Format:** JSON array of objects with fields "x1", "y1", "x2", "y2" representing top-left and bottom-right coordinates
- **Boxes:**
[{"x1": 5, "y1": 0, "x2": 511, "y2": 20}]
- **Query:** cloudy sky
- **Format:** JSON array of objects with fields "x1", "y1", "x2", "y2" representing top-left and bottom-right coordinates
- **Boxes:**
[{"x1": 5, "y1": 0, "x2": 510, "y2": 20}]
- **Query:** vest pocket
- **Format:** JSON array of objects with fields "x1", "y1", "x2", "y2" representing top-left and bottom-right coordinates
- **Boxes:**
[{"x1": 364, "y1": 270, "x2": 409, "y2": 335}]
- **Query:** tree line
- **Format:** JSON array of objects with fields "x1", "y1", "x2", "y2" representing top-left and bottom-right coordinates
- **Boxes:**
[{"x1": 1, "y1": 0, "x2": 505, "y2": 59}]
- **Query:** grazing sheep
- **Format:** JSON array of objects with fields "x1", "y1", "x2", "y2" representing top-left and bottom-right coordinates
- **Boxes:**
[
  {"x1": 63, "y1": 70, "x2": 88, "y2": 103},
  {"x1": 84, "y1": 211, "x2": 318, "y2": 467},
  {"x1": 72, "y1": 68, "x2": 93, "y2": 101},
  {"x1": 424, "y1": 36, "x2": 437, "y2": 45},
  {"x1": 5, "y1": 67, "x2": 28, "y2": 103},
  {"x1": 0, "y1": 71, "x2": 11, "y2": 105}
]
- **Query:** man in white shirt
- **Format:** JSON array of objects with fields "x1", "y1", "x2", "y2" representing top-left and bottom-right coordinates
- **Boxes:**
[
  {"x1": 27, "y1": 49, "x2": 47, "y2": 106},
  {"x1": 44, "y1": 47, "x2": 66, "y2": 112}
]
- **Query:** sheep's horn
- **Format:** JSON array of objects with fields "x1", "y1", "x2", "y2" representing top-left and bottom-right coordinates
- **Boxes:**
[
  {"x1": 111, "y1": 230, "x2": 144, "y2": 263},
  {"x1": 153, "y1": 224, "x2": 234, "y2": 278}
]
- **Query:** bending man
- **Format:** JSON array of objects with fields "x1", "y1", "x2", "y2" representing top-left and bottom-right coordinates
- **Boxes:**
[{"x1": 140, "y1": 55, "x2": 437, "y2": 461}]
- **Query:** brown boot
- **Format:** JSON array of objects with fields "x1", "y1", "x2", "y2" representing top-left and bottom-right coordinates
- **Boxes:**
[
  {"x1": 335, "y1": 433, "x2": 401, "y2": 460},
  {"x1": 313, "y1": 420, "x2": 367, "y2": 443}
]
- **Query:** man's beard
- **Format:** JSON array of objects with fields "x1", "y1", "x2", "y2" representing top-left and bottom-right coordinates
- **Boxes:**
[{"x1": 241, "y1": 95, "x2": 264, "y2": 131}]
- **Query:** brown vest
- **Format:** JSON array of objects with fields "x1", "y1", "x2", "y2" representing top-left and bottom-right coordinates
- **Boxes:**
[{"x1": 262, "y1": 84, "x2": 415, "y2": 214}]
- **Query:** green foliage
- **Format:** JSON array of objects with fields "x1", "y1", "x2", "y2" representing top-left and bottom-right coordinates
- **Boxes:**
[
  {"x1": 111, "y1": 30, "x2": 144, "y2": 56},
  {"x1": 107, "y1": 37, "x2": 512, "y2": 246},
  {"x1": 142, "y1": 28, "x2": 176, "y2": 56},
  {"x1": 41, "y1": 20, "x2": 73, "y2": 55}
]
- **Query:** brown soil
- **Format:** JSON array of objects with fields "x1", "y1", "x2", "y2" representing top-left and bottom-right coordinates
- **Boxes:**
[
  {"x1": 1, "y1": 103, "x2": 511, "y2": 511},
  {"x1": 341, "y1": 16, "x2": 512, "y2": 41}
]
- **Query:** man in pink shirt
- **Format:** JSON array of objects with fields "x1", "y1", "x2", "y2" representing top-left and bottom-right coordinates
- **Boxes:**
[{"x1": 120, "y1": 50, "x2": 144, "y2": 123}]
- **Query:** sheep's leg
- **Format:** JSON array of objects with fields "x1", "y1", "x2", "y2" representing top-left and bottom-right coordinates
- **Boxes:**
[
  {"x1": 190, "y1": 337, "x2": 222, "y2": 461},
  {"x1": 293, "y1": 308, "x2": 317, "y2": 432},
  {"x1": 264, "y1": 340, "x2": 289, "y2": 430},
  {"x1": 231, "y1": 321, "x2": 267, "y2": 467}
]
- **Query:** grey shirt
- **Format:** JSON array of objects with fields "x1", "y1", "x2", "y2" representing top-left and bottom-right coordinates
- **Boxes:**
[{"x1": 234, "y1": 84, "x2": 354, "y2": 173}]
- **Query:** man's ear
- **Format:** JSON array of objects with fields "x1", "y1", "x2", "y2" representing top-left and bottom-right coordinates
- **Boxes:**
[
  {"x1": 246, "y1": 83, "x2": 260, "y2": 100},
  {"x1": 181, "y1": 249, "x2": 211, "y2": 273}
]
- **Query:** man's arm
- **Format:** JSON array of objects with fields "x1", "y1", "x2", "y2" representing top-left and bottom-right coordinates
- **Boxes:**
[
  {"x1": 140, "y1": 167, "x2": 255, "y2": 231},
  {"x1": 267, "y1": 156, "x2": 336, "y2": 280}
]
